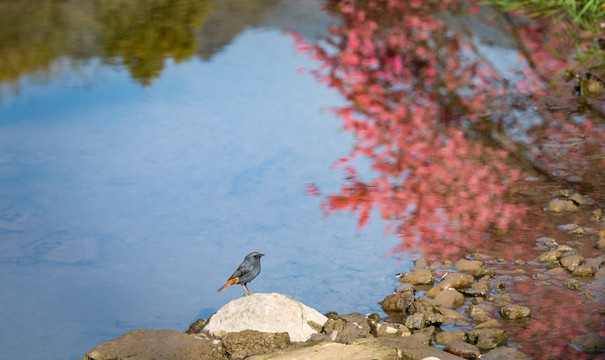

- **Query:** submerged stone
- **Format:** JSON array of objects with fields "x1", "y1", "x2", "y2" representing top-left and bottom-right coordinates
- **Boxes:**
[{"x1": 500, "y1": 304, "x2": 532, "y2": 319}]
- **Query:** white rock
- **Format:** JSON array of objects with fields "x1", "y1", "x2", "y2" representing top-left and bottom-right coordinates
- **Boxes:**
[{"x1": 203, "y1": 293, "x2": 327, "y2": 342}]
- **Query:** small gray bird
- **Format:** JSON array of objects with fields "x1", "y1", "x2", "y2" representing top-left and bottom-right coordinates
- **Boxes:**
[{"x1": 217, "y1": 252, "x2": 264, "y2": 295}]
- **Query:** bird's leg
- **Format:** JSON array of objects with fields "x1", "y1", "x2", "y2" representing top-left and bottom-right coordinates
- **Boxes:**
[{"x1": 242, "y1": 283, "x2": 251, "y2": 295}]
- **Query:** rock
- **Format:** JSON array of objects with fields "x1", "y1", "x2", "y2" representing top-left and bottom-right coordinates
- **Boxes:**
[
  {"x1": 425, "y1": 286, "x2": 442, "y2": 298},
  {"x1": 595, "y1": 237, "x2": 605, "y2": 249},
  {"x1": 201, "y1": 293, "x2": 327, "y2": 342},
  {"x1": 468, "y1": 328, "x2": 508, "y2": 350},
  {"x1": 399, "y1": 268, "x2": 434, "y2": 285},
  {"x1": 488, "y1": 279, "x2": 506, "y2": 292},
  {"x1": 375, "y1": 322, "x2": 400, "y2": 336},
  {"x1": 500, "y1": 304, "x2": 531, "y2": 319},
  {"x1": 537, "y1": 250, "x2": 561, "y2": 263},
  {"x1": 221, "y1": 330, "x2": 290, "y2": 358},
  {"x1": 186, "y1": 318, "x2": 207, "y2": 334},
  {"x1": 437, "y1": 272, "x2": 475, "y2": 290},
  {"x1": 378, "y1": 337, "x2": 466, "y2": 360},
  {"x1": 408, "y1": 326, "x2": 436, "y2": 346},
  {"x1": 468, "y1": 305, "x2": 491, "y2": 322},
  {"x1": 570, "y1": 332, "x2": 605, "y2": 353},
  {"x1": 435, "y1": 330, "x2": 467, "y2": 345},
  {"x1": 380, "y1": 290, "x2": 415, "y2": 313},
  {"x1": 395, "y1": 282, "x2": 415, "y2": 293},
  {"x1": 547, "y1": 199, "x2": 578, "y2": 212},
  {"x1": 81, "y1": 329, "x2": 228, "y2": 360},
  {"x1": 474, "y1": 268, "x2": 495, "y2": 279},
  {"x1": 437, "y1": 308, "x2": 468, "y2": 320},
  {"x1": 556, "y1": 244, "x2": 576, "y2": 253},
  {"x1": 433, "y1": 289, "x2": 465, "y2": 308},
  {"x1": 414, "y1": 258, "x2": 429, "y2": 268},
  {"x1": 475, "y1": 319, "x2": 500, "y2": 329},
  {"x1": 482, "y1": 346, "x2": 530, "y2": 359},
  {"x1": 247, "y1": 338, "x2": 401, "y2": 360},
  {"x1": 536, "y1": 237, "x2": 558, "y2": 249},
  {"x1": 454, "y1": 259, "x2": 484, "y2": 272},
  {"x1": 569, "y1": 192, "x2": 589, "y2": 205},
  {"x1": 546, "y1": 267, "x2": 566, "y2": 275},
  {"x1": 572, "y1": 264, "x2": 596, "y2": 277},
  {"x1": 405, "y1": 313, "x2": 426, "y2": 330},
  {"x1": 339, "y1": 313, "x2": 372, "y2": 343},
  {"x1": 322, "y1": 317, "x2": 346, "y2": 341},
  {"x1": 560, "y1": 255, "x2": 584, "y2": 271},
  {"x1": 444, "y1": 340, "x2": 481, "y2": 359}
]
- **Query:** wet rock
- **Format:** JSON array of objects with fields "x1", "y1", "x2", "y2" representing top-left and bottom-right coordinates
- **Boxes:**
[
  {"x1": 461, "y1": 288, "x2": 488, "y2": 298},
  {"x1": 221, "y1": 330, "x2": 290, "y2": 358},
  {"x1": 537, "y1": 250, "x2": 561, "y2": 263},
  {"x1": 572, "y1": 264, "x2": 595, "y2": 277},
  {"x1": 500, "y1": 304, "x2": 532, "y2": 319},
  {"x1": 570, "y1": 332, "x2": 605, "y2": 353},
  {"x1": 475, "y1": 319, "x2": 501, "y2": 329},
  {"x1": 566, "y1": 279, "x2": 582, "y2": 290},
  {"x1": 468, "y1": 305, "x2": 491, "y2": 322},
  {"x1": 546, "y1": 267, "x2": 566, "y2": 275},
  {"x1": 202, "y1": 293, "x2": 327, "y2": 342},
  {"x1": 81, "y1": 329, "x2": 228, "y2": 360},
  {"x1": 425, "y1": 286, "x2": 442, "y2": 297},
  {"x1": 474, "y1": 268, "x2": 496, "y2": 279},
  {"x1": 482, "y1": 346, "x2": 530, "y2": 359},
  {"x1": 434, "y1": 289, "x2": 465, "y2": 308},
  {"x1": 488, "y1": 279, "x2": 506, "y2": 292},
  {"x1": 560, "y1": 254, "x2": 584, "y2": 271},
  {"x1": 414, "y1": 258, "x2": 429, "y2": 269},
  {"x1": 435, "y1": 330, "x2": 467, "y2": 345},
  {"x1": 569, "y1": 192, "x2": 589, "y2": 205},
  {"x1": 547, "y1": 199, "x2": 578, "y2": 212},
  {"x1": 437, "y1": 272, "x2": 475, "y2": 290},
  {"x1": 595, "y1": 237, "x2": 605, "y2": 249},
  {"x1": 399, "y1": 268, "x2": 434, "y2": 285},
  {"x1": 380, "y1": 290, "x2": 415, "y2": 313},
  {"x1": 468, "y1": 328, "x2": 508, "y2": 350},
  {"x1": 454, "y1": 259, "x2": 484, "y2": 272},
  {"x1": 472, "y1": 297, "x2": 485, "y2": 305},
  {"x1": 444, "y1": 341, "x2": 481, "y2": 359},
  {"x1": 395, "y1": 282, "x2": 415, "y2": 293},
  {"x1": 536, "y1": 237, "x2": 558, "y2": 249},
  {"x1": 471, "y1": 281, "x2": 489, "y2": 292},
  {"x1": 556, "y1": 244, "x2": 576, "y2": 253}
]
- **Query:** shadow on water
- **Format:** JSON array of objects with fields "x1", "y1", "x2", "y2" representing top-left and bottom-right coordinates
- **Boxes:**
[
  {"x1": 1, "y1": 0, "x2": 604, "y2": 359},
  {"x1": 293, "y1": 0, "x2": 604, "y2": 359}
]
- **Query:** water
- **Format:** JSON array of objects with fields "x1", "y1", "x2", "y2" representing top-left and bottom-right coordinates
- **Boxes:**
[
  {"x1": 2, "y1": 1, "x2": 604, "y2": 359},
  {"x1": 0, "y1": 2, "x2": 404, "y2": 359}
]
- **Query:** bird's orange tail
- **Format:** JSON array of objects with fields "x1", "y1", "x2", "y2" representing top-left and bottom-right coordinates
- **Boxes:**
[{"x1": 217, "y1": 277, "x2": 238, "y2": 292}]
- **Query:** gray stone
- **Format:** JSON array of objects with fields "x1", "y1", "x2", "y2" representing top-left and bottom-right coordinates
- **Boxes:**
[
  {"x1": 405, "y1": 313, "x2": 426, "y2": 330},
  {"x1": 202, "y1": 293, "x2": 327, "y2": 342},
  {"x1": 395, "y1": 282, "x2": 415, "y2": 293}
]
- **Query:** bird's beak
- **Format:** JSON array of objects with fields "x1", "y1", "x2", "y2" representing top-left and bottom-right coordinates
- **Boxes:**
[{"x1": 260, "y1": 253, "x2": 265, "y2": 257}]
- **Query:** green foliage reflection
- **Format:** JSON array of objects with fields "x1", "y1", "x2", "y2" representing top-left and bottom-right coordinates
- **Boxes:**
[{"x1": 94, "y1": 0, "x2": 210, "y2": 86}]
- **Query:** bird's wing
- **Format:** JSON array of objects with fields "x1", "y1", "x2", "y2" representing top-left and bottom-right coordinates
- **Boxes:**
[{"x1": 230, "y1": 261, "x2": 253, "y2": 279}]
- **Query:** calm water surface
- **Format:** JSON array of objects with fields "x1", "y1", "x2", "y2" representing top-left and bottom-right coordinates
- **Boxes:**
[
  {"x1": 2, "y1": 1, "x2": 604, "y2": 360},
  {"x1": 0, "y1": 2, "x2": 404, "y2": 359}
]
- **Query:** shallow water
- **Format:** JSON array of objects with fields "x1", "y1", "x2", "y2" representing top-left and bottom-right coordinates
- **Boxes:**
[{"x1": 1, "y1": 1, "x2": 604, "y2": 359}]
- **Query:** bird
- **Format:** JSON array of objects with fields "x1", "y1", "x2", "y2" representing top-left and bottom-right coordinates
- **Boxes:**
[{"x1": 217, "y1": 252, "x2": 264, "y2": 295}]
